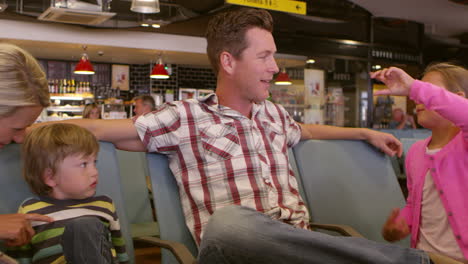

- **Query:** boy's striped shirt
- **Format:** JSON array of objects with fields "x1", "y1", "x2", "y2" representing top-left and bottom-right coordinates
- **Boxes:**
[{"x1": 8, "y1": 195, "x2": 129, "y2": 264}]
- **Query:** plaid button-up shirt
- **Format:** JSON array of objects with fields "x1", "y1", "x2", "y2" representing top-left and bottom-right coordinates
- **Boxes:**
[{"x1": 135, "y1": 94, "x2": 310, "y2": 245}]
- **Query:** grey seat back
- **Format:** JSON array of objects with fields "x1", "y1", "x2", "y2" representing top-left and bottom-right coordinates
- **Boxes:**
[
  {"x1": 379, "y1": 129, "x2": 414, "y2": 139},
  {"x1": 146, "y1": 152, "x2": 198, "y2": 264},
  {"x1": 292, "y1": 140, "x2": 409, "y2": 246},
  {"x1": 117, "y1": 150, "x2": 158, "y2": 238},
  {"x1": 401, "y1": 138, "x2": 422, "y2": 156}
]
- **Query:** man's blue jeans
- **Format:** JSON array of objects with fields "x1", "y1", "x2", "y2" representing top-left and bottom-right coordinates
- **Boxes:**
[{"x1": 198, "y1": 205, "x2": 431, "y2": 264}]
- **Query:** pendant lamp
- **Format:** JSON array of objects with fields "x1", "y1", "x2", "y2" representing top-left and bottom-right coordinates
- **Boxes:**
[
  {"x1": 74, "y1": 46, "x2": 95, "y2": 75},
  {"x1": 150, "y1": 56, "x2": 169, "y2": 79},
  {"x1": 275, "y1": 68, "x2": 292, "y2": 85},
  {"x1": 131, "y1": 0, "x2": 160, "y2": 14},
  {"x1": 0, "y1": 0, "x2": 8, "y2": 12}
]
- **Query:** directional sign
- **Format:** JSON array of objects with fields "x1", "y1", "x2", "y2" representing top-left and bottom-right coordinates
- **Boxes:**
[{"x1": 226, "y1": 0, "x2": 306, "y2": 15}]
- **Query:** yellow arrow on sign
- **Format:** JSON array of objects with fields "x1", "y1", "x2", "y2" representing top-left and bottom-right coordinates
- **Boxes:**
[{"x1": 226, "y1": 0, "x2": 306, "y2": 15}]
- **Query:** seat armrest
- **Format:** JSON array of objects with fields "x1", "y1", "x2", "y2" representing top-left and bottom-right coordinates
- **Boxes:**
[
  {"x1": 310, "y1": 223, "x2": 364, "y2": 238},
  {"x1": 135, "y1": 236, "x2": 196, "y2": 264},
  {"x1": 427, "y1": 252, "x2": 464, "y2": 264},
  {"x1": 0, "y1": 251, "x2": 18, "y2": 264}
]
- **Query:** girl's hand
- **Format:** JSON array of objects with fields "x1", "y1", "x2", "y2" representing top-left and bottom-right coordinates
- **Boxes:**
[
  {"x1": 382, "y1": 208, "x2": 410, "y2": 242},
  {"x1": 371, "y1": 67, "x2": 415, "y2": 97},
  {"x1": 365, "y1": 129, "x2": 402, "y2": 157}
]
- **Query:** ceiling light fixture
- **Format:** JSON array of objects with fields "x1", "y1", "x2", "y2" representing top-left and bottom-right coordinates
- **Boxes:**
[
  {"x1": 131, "y1": 0, "x2": 160, "y2": 14},
  {"x1": 139, "y1": 18, "x2": 169, "y2": 28},
  {"x1": 275, "y1": 68, "x2": 292, "y2": 85},
  {"x1": 306, "y1": 59, "x2": 316, "y2": 64},
  {"x1": 0, "y1": 0, "x2": 8, "y2": 12},
  {"x1": 74, "y1": 45, "x2": 95, "y2": 75},
  {"x1": 150, "y1": 55, "x2": 169, "y2": 79}
]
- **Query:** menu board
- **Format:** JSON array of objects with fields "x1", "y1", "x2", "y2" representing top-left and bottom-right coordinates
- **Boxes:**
[{"x1": 47, "y1": 61, "x2": 67, "y2": 80}]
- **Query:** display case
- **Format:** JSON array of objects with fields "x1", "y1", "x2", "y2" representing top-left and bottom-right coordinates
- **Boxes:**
[
  {"x1": 43, "y1": 94, "x2": 94, "y2": 121},
  {"x1": 102, "y1": 103, "x2": 127, "y2": 119}
]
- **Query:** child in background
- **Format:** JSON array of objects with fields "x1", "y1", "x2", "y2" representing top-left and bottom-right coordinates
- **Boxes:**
[
  {"x1": 373, "y1": 63, "x2": 468, "y2": 263},
  {"x1": 8, "y1": 123, "x2": 129, "y2": 264}
]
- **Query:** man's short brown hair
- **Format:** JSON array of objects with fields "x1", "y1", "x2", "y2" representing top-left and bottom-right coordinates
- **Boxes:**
[
  {"x1": 206, "y1": 8, "x2": 273, "y2": 75},
  {"x1": 22, "y1": 123, "x2": 100, "y2": 196}
]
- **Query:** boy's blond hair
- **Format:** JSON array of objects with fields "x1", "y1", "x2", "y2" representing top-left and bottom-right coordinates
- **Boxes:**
[
  {"x1": 0, "y1": 43, "x2": 50, "y2": 117},
  {"x1": 22, "y1": 123, "x2": 100, "y2": 196},
  {"x1": 423, "y1": 62, "x2": 468, "y2": 97}
]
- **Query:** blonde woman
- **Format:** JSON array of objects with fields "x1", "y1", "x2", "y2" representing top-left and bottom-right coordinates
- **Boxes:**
[
  {"x1": 0, "y1": 43, "x2": 53, "y2": 247},
  {"x1": 83, "y1": 103, "x2": 101, "y2": 119}
]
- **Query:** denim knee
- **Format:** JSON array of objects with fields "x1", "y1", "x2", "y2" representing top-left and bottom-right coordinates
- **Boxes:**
[{"x1": 202, "y1": 205, "x2": 257, "y2": 241}]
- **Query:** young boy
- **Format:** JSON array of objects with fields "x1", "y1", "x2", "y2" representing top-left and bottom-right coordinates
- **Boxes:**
[{"x1": 8, "y1": 123, "x2": 129, "y2": 264}]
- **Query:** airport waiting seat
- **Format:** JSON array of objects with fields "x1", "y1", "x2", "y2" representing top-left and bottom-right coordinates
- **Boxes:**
[
  {"x1": 412, "y1": 129, "x2": 431, "y2": 139},
  {"x1": 292, "y1": 139, "x2": 410, "y2": 247},
  {"x1": 379, "y1": 129, "x2": 414, "y2": 139},
  {"x1": 116, "y1": 150, "x2": 159, "y2": 238},
  {"x1": 401, "y1": 137, "x2": 422, "y2": 156},
  {"x1": 143, "y1": 150, "x2": 363, "y2": 264},
  {"x1": 144, "y1": 141, "x2": 462, "y2": 264},
  {"x1": 0, "y1": 142, "x2": 135, "y2": 263},
  {"x1": 142, "y1": 153, "x2": 197, "y2": 264}
]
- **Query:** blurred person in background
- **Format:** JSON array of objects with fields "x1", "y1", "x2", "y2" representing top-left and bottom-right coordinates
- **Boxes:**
[
  {"x1": 133, "y1": 95, "x2": 155, "y2": 117},
  {"x1": 389, "y1": 107, "x2": 416, "y2": 129},
  {"x1": 83, "y1": 103, "x2": 101, "y2": 119}
]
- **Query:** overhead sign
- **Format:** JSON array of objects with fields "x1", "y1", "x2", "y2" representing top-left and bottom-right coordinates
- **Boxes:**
[{"x1": 226, "y1": 0, "x2": 306, "y2": 15}]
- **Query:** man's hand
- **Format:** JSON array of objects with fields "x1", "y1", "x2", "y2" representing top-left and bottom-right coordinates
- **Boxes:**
[
  {"x1": 0, "y1": 213, "x2": 54, "y2": 247},
  {"x1": 382, "y1": 208, "x2": 410, "y2": 242},
  {"x1": 370, "y1": 67, "x2": 415, "y2": 97},
  {"x1": 364, "y1": 129, "x2": 402, "y2": 157}
]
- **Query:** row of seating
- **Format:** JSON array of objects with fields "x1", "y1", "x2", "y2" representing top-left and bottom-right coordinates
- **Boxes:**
[
  {"x1": 378, "y1": 128, "x2": 431, "y2": 140},
  {"x1": 377, "y1": 129, "x2": 431, "y2": 180},
  {"x1": 0, "y1": 140, "x2": 410, "y2": 263}
]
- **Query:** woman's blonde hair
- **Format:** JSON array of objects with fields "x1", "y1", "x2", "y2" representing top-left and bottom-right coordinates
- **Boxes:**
[
  {"x1": 22, "y1": 123, "x2": 99, "y2": 196},
  {"x1": 83, "y1": 103, "x2": 101, "y2": 119},
  {"x1": 423, "y1": 62, "x2": 468, "y2": 97},
  {"x1": 0, "y1": 43, "x2": 50, "y2": 117}
]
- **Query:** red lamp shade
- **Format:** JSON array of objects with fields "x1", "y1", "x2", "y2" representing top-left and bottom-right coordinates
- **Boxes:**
[
  {"x1": 74, "y1": 54, "x2": 95, "y2": 75},
  {"x1": 150, "y1": 63, "x2": 169, "y2": 79},
  {"x1": 275, "y1": 70, "x2": 292, "y2": 85}
]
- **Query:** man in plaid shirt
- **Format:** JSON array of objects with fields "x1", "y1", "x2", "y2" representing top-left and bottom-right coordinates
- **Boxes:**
[{"x1": 31, "y1": 7, "x2": 438, "y2": 264}]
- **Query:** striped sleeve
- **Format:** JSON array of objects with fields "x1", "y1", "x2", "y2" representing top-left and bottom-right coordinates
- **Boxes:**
[{"x1": 106, "y1": 199, "x2": 129, "y2": 264}]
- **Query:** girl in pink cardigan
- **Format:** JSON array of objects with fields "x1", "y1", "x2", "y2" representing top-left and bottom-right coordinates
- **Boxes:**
[{"x1": 372, "y1": 63, "x2": 468, "y2": 263}]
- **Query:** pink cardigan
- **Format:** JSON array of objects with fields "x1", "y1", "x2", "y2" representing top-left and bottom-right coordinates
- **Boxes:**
[{"x1": 399, "y1": 80, "x2": 468, "y2": 259}]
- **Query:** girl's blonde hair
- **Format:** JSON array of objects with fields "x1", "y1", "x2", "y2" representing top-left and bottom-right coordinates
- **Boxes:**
[
  {"x1": 83, "y1": 103, "x2": 101, "y2": 119},
  {"x1": 0, "y1": 43, "x2": 50, "y2": 117},
  {"x1": 22, "y1": 123, "x2": 99, "y2": 196},
  {"x1": 423, "y1": 62, "x2": 468, "y2": 97}
]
